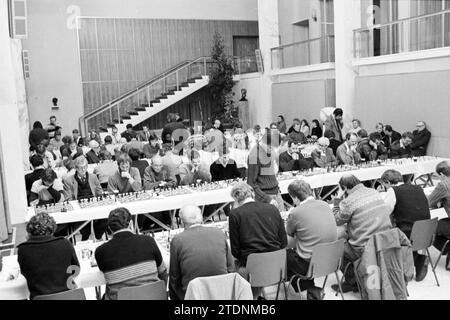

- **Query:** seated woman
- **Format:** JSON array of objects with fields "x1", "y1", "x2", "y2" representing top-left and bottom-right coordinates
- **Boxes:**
[
  {"x1": 310, "y1": 119, "x2": 323, "y2": 140},
  {"x1": 17, "y1": 212, "x2": 80, "y2": 299}
]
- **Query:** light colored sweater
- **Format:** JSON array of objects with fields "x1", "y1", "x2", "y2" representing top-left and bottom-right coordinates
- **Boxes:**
[{"x1": 334, "y1": 184, "x2": 392, "y2": 248}]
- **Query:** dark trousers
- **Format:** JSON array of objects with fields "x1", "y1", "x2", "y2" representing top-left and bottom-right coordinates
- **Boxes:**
[
  {"x1": 342, "y1": 242, "x2": 364, "y2": 286},
  {"x1": 286, "y1": 248, "x2": 314, "y2": 292},
  {"x1": 53, "y1": 219, "x2": 107, "y2": 240},
  {"x1": 434, "y1": 218, "x2": 450, "y2": 254},
  {"x1": 138, "y1": 211, "x2": 172, "y2": 231}
]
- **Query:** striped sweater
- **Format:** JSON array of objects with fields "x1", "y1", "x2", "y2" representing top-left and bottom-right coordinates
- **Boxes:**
[
  {"x1": 334, "y1": 184, "x2": 392, "y2": 248},
  {"x1": 428, "y1": 176, "x2": 450, "y2": 217}
]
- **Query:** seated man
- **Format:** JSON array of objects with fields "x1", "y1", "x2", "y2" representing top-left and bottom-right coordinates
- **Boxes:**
[
  {"x1": 228, "y1": 182, "x2": 287, "y2": 271},
  {"x1": 25, "y1": 154, "x2": 46, "y2": 205},
  {"x1": 18, "y1": 213, "x2": 79, "y2": 299},
  {"x1": 331, "y1": 174, "x2": 392, "y2": 293},
  {"x1": 210, "y1": 149, "x2": 241, "y2": 182},
  {"x1": 336, "y1": 133, "x2": 361, "y2": 165},
  {"x1": 383, "y1": 125, "x2": 401, "y2": 150},
  {"x1": 389, "y1": 132, "x2": 413, "y2": 159},
  {"x1": 61, "y1": 140, "x2": 84, "y2": 161},
  {"x1": 411, "y1": 121, "x2": 431, "y2": 157},
  {"x1": 356, "y1": 129, "x2": 379, "y2": 161},
  {"x1": 311, "y1": 137, "x2": 337, "y2": 168},
  {"x1": 63, "y1": 156, "x2": 106, "y2": 240},
  {"x1": 381, "y1": 169, "x2": 431, "y2": 281},
  {"x1": 95, "y1": 207, "x2": 167, "y2": 300},
  {"x1": 161, "y1": 143, "x2": 183, "y2": 184},
  {"x1": 143, "y1": 155, "x2": 177, "y2": 190},
  {"x1": 169, "y1": 205, "x2": 233, "y2": 300},
  {"x1": 368, "y1": 132, "x2": 388, "y2": 160},
  {"x1": 279, "y1": 141, "x2": 312, "y2": 172},
  {"x1": 107, "y1": 153, "x2": 142, "y2": 194},
  {"x1": 286, "y1": 180, "x2": 337, "y2": 300},
  {"x1": 128, "y1": 148, "x2": 149, "y2": 181},
  {"x1": 179, "y1": 150, "x2": 211, "y2": 185},
  {"x1": 85, "y1": 140, "x2": 101, "y2": 164},
  {"x1": 121, "y1": 124, "x2": 138, "y2": 142},
  {"x1": 29, "y1": 168, "x2": 65, "y2": 206},
  {"x1": 428, "y1": 161, "x2": 450, "y2": 270}
]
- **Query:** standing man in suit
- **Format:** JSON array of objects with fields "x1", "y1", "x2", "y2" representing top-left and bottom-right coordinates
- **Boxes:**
[
  {"x1": 324, "y1": 108, "x2": 344, "y2": 142},
  {"x1": 72, "y1": 129, "x2": 85, "y2": 147},
  {"x1": 411, "y1": 121, "x2": 431, "y2": 156}
]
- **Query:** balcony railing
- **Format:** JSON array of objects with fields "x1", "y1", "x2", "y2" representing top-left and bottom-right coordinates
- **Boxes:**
[
  {"x1": 353, "y1": 9, "x2": 450, "y2": 59},
  {"x1": 271, "y1": 35, "x2": 335, "y2": 69},
  {"x1": 233, "y1": 55, "x2": 258, "y2": 74}
]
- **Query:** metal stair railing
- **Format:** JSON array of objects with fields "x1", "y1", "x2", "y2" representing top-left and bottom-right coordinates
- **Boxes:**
[{"x1": 79, "y1": 56, "x2": 215, "y2": 135}]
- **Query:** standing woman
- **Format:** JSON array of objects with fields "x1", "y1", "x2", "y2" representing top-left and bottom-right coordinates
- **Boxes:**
[
  {"x1": 300, "y1": 119, "x2": 310, "y2": 138},
  {"x1": 311, "y1": 119, "x2": 323, "y2": 139},
  {"x1": 276, "y1": 115, "x2": 287, "y2": 134}
]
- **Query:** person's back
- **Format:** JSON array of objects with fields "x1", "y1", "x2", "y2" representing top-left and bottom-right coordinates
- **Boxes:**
[
  {"x1": 18, "y1": 236, "x2": 79, "y2": 299},
  {"x1": 95, "y1": 231, "x2": 164, "y2": 300},
  {"x1": 169, "y1": 226, "x2": 232, "y2": 300},
  {"x1": 392, "y1": 184, "x2": 430, "y2": 235},
  {"x1": 131, "y1": 159, "x2": 149, "y2": 180},
  {"x1": 338, "y1": 185, "x2": 392, "y2": 248},
  {"x1": 229, "y1": 201, "x2": 287, "y2": 266},
  {"x1": 288, "y1": 199, "x2": 337, "y2": 260}
]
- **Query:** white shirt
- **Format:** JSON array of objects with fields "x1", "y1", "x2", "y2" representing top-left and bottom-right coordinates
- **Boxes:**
[{"x1": 382, "y1": 183, "x2": 404, "y2": 214}]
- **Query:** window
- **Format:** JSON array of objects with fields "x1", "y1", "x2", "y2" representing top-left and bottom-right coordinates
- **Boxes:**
[{"x1": 8, "y1": 0, "x2": 27, "y2": 39}]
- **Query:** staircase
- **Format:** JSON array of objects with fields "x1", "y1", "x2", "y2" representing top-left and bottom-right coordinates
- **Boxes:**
[
  {"x1": 79, "y1": 55, "x2": 260, "y2": 136},
  {"x1": 79, "y1": 56, "x2": 214, "y2": 136}
]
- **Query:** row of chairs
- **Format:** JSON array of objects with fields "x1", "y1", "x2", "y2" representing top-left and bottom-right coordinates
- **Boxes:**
[{"x1": 32, "y1": 218, "x2": 449, "y2": 300}]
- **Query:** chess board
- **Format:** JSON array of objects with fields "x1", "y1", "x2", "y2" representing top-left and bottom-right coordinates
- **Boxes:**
[
  {"x1": 78, "y1": 196, "x2": 116, "y2": 208},
  {"x1": 115, "y1": 191, "x2": 154, "y2": 203},
  {"x1": 34, "y1": 202, "x2": 74, "y2": 214}
]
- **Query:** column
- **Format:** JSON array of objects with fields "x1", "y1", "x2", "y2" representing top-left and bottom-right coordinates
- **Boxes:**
[
  {"x1": 334, "y1": 0, "x2": 361, "y2": 131},
  {"x1": 256, "y1": 0, "x2": 280, "y2": 127}
]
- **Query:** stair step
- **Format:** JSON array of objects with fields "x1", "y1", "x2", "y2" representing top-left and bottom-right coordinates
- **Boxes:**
[
  {"x1": 135, "y1": 107, "x2": 146, "y2": 112},
  {"x1": 150, "y1": 99, "x2": 160, "y2": 104},
  {"x1": 180, "y1": 83, "x2": 190, "y2": 88},
  {"x1": 113, "y1": 119, "x2": 123, "y2": 124},
  {"x1": 98, "y1": 127, "x2": 109, "y2": 132},
  {"x1": 141, "y1": 104, "x2": 150, "y2": 108},
  {"x1": 155, "y1": 96, "x2": 167, "y2": 101},
  {"x1": 166, "y1": 90, "x2": 176, "y2": 96},
  {"x1": 106, "y1": 123, "x2": 116, "y2": 128},
  {"x1": 121, "y1": 114, "x2": 131, "y2": 120},
  {"x1": 127, "y1": 111, "x2": 139, "y2": 116}
]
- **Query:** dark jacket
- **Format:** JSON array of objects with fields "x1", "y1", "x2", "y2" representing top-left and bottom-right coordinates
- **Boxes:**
[
  {"x1": 85, "y1": 150, "x2": 100, "y2": 164},
  {"x1": 161, "y1": 122, "x2": 185, "y2": 144},
  {"x1": 210, "y1": 160, "x2": 241, "y2": 182},
  {"x1": 95, "y1": 231, "x2": 165, "y2": 300},
  {"x1": 384, "y1": 131, "x2": 401, "y2": 150},
  {"x1": 354, "y1": 228, "x2": 414, "y2": 300},
  {"x1": 279, "y1": 151, "x2": 312, "y2": 172},
  {"x1": 29, "y1": 128, "x2": 49, "y2": 150},
  {"x1": 389, "y1": 140, "x2": 411, "y2": 159},
  {"x1": 17, "y1": 235, "x2": 79, "y2": 299},
  {"x1": 25, "y1": 168, "x2": 45, "y2": 192},
  {"x1": 411, "y1": 128, "x2": 431, "y2": 156},
  {"x1": 229, "y1": 201, "x2": 287, "y2": 266}
]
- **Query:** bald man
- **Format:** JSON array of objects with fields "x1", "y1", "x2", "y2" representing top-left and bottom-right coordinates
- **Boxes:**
[
  {"x1": 169, "y1": 205, "x2": 234, "y2": 300},
  {"x1": 143, "y1": 155, "x2": 177, "y2": 190}
]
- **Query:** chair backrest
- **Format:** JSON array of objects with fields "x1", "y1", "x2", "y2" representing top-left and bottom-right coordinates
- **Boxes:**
[
  {"x1": 308, "y1": 239, "x2": 345, "y2": 279},
  {"x1": 185, "y1": 273, "x2": 253, "y2": 300},
  {"x1": 33, "y1": 288, "x2": 86, "y2": 300},
  {"x1": 246, "y1": 249, "x2": 286, "y2": 287},
  {"x1": 410, "y1": 218, "x2": 439, "y2": 251},
  {"x1": 117, "y1": 280, "x2": 167, "y2": 300}
]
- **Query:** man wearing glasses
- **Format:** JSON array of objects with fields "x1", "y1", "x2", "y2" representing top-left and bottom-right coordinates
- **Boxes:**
[{"x1": 411, "y1": 121, "x2": 431, "y2": 157}]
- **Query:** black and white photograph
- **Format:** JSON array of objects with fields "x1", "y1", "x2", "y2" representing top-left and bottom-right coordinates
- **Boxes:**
[{"x1": 1, "y1": 0, "x2": 450, "y2": 308}]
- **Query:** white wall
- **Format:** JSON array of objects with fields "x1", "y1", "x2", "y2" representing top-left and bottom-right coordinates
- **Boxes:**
[
  {"x1": 232, "y1": 73, "x2": 264, "y2": 129},
  {"x1": 0, "y1": 0, "x2": 28, "y2": 225},
  {"x1": 23, "y1": 0, "x2": 258, "y2": 137}
]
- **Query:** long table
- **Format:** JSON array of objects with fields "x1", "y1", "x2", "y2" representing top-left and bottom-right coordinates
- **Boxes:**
[{"x1": 25, "y1": 157, "x2": 445, "y2": 230}]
